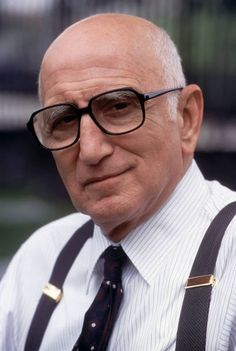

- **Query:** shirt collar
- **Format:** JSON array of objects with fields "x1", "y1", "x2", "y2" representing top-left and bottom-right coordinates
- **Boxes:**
[{"x1": 85, "y1": 160, "x2": 210, "y2": 288}]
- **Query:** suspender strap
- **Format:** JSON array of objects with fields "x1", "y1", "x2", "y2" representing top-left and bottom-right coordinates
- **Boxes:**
[
  {"x1": 176, "y1": 201, "x2": 236, "y2": 350},
  {"x1": 24, "y1": 219, "x2": 94, "y2": 351}
]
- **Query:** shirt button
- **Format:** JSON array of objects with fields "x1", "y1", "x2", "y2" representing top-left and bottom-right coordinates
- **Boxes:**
[{"x1": 91, "y1": 322, "x2": 96, "y2": 328}]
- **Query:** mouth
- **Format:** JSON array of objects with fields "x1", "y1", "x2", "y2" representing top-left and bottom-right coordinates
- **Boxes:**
[{"x1": 83, "y1": 169, "x2": 130, "y2": 186}]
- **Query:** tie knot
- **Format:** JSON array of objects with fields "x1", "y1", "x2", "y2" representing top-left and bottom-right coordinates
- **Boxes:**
[{"x1": 102, "y1": 245, "x2": 126, "y2": 282}]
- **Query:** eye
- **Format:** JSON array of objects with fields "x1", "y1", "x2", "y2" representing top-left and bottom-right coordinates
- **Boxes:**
[
  {"x1": 52, "y1": 114, "x2": 77, "y2": 129},
  {"x1": 60, "y1": 115, "x2": 77, "y2": 123},
  {"x1": 111, "y1": 101, "x2": 130, "y2": 111},
  {"x1": 45, "y1": 106, "x2": 77, "y2": 128}
]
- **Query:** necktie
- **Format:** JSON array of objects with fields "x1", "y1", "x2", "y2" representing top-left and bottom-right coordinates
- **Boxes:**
[{"x1": 72, "y1": 245, "x2": 127, "y2": 351}]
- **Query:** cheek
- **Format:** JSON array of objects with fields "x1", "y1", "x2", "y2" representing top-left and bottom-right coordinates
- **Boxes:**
[
  {"x1": 135, "y1": 123, "x2": 183, "y2": 185},
  {"x1": 52, "y1": 149, "x2": 79, "y2": 192}
]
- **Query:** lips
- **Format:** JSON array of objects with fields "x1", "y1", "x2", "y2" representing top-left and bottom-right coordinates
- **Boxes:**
[{"x1": 82, "y1": 169, "x2": 130, "y2": 186}]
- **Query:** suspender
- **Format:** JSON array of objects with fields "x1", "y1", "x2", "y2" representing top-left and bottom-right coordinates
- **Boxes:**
[
  {"x1": 24, "y1": 219, "x2": 94, "y2": 351},
  {"x1": 175, "y1": 201, "x2": 236, "y2": 350},
  {"x1": 24, "y1": 202, "x2": 236, "y2": 351}
]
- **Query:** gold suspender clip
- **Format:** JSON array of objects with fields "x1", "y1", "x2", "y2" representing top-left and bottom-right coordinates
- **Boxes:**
[
  {"x1": 185, "y1": 274, "x2": 216, "y2": 289},
  {"x1": 42, "y1": 283, "x2": 63, "y2": 303}
]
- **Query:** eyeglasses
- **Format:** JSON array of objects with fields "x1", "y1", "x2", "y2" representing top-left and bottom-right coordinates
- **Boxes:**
[{"x1": 27, "y1": 86, "x2": 183, "y2": 151}]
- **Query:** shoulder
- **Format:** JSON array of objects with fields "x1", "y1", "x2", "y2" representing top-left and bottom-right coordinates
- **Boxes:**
[
  {"x1": 210, "y1": 179, "x2": 236, "y2": 234},
  {"x1": 201, "y1": 180, "x2": 236, "y2": 266},
  {"x1": 24, "y1": 212, "x2": 92, "y2": 250},
  {"x1": 0, "y1": 212, "x2": 92, "y2": 323},
  {"x1": 0, "y1": 213, "x2": 92, "y2": 349},
  {"x1": 1, "y1": 212, "x2": 92, "y2": 284},
  {"x1": 205, "y1": 179, "x2": 236, "y2": 273},
  {"x1": 206, "y1": 179, "x2": 236, "y2": 218}
]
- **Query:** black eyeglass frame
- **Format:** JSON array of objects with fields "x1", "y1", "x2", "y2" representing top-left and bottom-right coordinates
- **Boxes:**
[{"x1": 27, "y1": 86, "x2": 183, "y2": 151}]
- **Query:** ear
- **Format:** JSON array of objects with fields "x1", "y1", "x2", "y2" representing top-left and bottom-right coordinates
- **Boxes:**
[{"x1": 177, "y1": 84, "x2": 204, "y2": 156}]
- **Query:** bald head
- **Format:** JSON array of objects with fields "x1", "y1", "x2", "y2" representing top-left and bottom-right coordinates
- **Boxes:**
[{"x1": 39, "y1": 13, "x2": 185, "y2": 105}]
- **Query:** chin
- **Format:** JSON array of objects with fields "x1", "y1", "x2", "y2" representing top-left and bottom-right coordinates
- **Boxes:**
[{"x1": 75, "y1": 195, "x2": 136, "y2": 233}]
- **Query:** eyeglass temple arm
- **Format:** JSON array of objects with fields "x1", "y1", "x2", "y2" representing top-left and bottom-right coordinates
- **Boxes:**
[{"x1": 143, "y1": 87, "x2": 183, "y2": 101}]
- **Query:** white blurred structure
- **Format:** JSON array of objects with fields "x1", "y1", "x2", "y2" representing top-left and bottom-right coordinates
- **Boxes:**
[{"x1": 0, "y1": 0, "x2": 54, "y2": 15}]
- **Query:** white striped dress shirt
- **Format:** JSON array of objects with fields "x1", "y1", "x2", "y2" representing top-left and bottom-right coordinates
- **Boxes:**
[{"x1": 1, "y1": 160, "x2": 236, "y2": 350}]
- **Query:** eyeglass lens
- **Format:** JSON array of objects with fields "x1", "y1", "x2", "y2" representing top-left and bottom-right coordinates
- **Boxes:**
[
  {"x1": 91, "y1": 90, "x2": 143, "y2": 133},
  {"x1": 33, "y1": 105, "x2": 80, "y2": 150},
  {"x1": 32, "y1": 89, "x2": 143, "y2": 150}
]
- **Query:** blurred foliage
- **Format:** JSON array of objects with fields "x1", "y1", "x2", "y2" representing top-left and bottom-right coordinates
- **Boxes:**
[
  {"x1": 0, "y1": 191, "x2": 73, "y2": 258},
  {"x1": 156, "y1": 8, "x2": 236, "y2": 116},
  {"x1": 157, "y1": 11, "x2": 236, "y2": 74}
]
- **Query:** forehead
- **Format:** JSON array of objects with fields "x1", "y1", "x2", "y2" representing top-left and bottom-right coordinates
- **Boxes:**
[
  {"x1": 40, "y1": 19, "x2": 164, "y2": 103},
  {"x1": 41, "y1": 64, "x2": 148, "y2": 106}
]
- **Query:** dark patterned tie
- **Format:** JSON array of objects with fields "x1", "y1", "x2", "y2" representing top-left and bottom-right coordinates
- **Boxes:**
[{"x1": 72, "y1": 245, "x2": 127, "y2": 351}]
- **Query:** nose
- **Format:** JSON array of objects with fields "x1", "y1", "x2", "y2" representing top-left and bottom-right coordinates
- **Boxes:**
[{"x1": 79, "y1": 115, "x2": 115, "y2": 165}]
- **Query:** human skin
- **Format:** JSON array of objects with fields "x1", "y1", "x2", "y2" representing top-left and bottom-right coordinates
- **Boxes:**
[{"x1": 40, "y1": 14, "x2": 203, "y2": 241}]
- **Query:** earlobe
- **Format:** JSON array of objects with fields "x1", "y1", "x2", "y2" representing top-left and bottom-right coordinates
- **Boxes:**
[{"x1": 178, "y1": 84, "x2": 204, "y2": 156}]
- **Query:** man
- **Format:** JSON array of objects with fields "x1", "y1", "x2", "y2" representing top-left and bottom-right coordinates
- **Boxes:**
[{"x1": 1, "y1": 13, "x2": 236, "y2": 351}]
